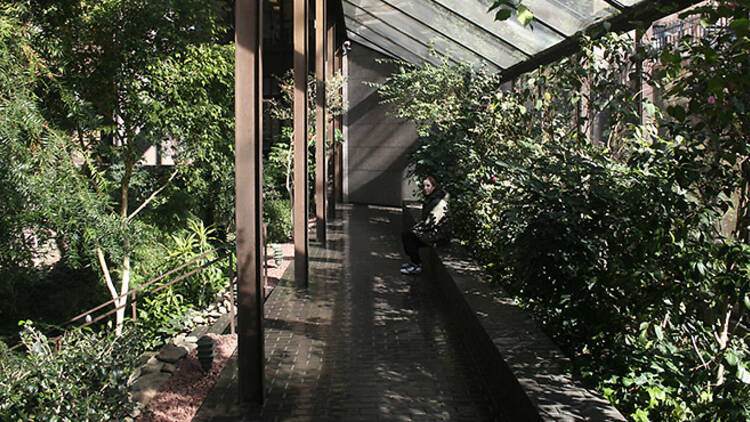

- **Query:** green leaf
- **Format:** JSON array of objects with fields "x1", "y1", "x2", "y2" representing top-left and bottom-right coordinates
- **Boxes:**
[
  {"x1": 654, "y1": 325, "x2": 663, "y2": 341},
  {"x1": 729, "y1": 18, "x2": 749, "y2": 38},
  {"x1": 744, "y1": 295, "x2": 750, "y2": 310},
  {"x1": 495, "y1": 9, "x2": 512, "y2": 21},
  {"x1": 517, "y1": 5, "x2": 534, "y2": 26},
  {"x1": 667, "y1": 105, "x2": 686, "y2": 122},
  {"x1": 738, "y1": 364, "x2": 750, "y2": 385}
]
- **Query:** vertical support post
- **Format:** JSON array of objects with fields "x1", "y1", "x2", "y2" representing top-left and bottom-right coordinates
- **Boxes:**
[
  {"x1": 326, "y1": 21, "x2": 336, "y2": 220},
  {"x1": 228, "y1": 251, "x2": 236, "y2": 335},
  {"x1": 293, "y1": 0, "x2": 309, "y2": 288},
  {"x1": 314, "y1": 0, "x2": 326, "y2": 243},
  {"x1": 333, "y1": 45, "x2": 343, "y2": 203},
  {"x1": 235, "y1": 0, "x2": 264, "y2": 405}
]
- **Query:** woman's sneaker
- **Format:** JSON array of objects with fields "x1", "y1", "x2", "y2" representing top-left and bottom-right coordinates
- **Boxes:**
[{"x1": 400, "y1": 264, "x2": 422, "y2": 275}]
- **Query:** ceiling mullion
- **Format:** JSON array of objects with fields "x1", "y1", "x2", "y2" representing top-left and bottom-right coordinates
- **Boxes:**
[
  {"x1": 346, "y1": 14, "x2": 444, "y2": 66},
  {"x1": 345, "y1": 0, "x2": 505, "y2": 70},
  {"x1": 381, "y1": 0, "x2": 533, "y2": 58},
  {"x1": 601, "y1": 0, "x2": 625, "y2": 10},
  {"x1": 347, "y1": 32, "x2": 407, "y2": 61}
]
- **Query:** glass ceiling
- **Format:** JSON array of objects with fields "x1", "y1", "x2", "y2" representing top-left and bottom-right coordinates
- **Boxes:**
[{"x1": 341, "y1": 0, "x2": 689, "y2": 78}]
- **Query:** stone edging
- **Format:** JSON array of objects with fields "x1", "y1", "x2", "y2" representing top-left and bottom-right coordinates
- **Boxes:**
[
  {"x1": 404, "y1": 205, "x2": 626, "y2": 421},
  {"x1": 126, "y1": 295, "x2": 234, "y2": 419}
]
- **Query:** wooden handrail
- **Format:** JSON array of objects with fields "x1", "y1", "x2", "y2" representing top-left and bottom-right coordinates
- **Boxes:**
[{"x1": 8, "y1": 244, "x2": 234, "y2": 352}]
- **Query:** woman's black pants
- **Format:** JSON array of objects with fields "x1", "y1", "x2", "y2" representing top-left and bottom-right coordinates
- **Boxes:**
[{"x1": 402, "y1": 229, "x2": 427, "y2": 265}]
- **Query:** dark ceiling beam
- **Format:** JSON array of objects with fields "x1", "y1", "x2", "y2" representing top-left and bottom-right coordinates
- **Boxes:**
[
  {"x1": 499, "y1": 0, "x2": 706, "y2": 83},
  {"x1": 601, "y1": 0, "x2": 625, "y2": 11}
]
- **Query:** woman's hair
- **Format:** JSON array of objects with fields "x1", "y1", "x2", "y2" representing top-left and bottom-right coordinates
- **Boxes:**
[{"x1": 423, "y1": 175, "x2": 438, "y2": 187}]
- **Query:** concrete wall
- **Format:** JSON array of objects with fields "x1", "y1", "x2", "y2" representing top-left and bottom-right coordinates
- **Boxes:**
[{"x1": 344, "y1": 42, "x2": 419, "y2": 207}]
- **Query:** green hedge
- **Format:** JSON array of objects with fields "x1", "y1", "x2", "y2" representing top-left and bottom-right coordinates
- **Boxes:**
[{"x1": 0, "y1": 323, "x2": 140, "y2": 421}]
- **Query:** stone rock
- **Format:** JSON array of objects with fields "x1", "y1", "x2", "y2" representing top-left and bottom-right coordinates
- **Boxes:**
[
  {"x1": 135, "y1": 351, "x2": 156, "y2": 367},
  {"x1": 193, "y1": 315, "x2": 205, "y2": 324},
  {"x1": 127, "y1": 367, "x2": 142, "y2": 386},
  {"x1": 219, "y1": 306, "x2": 227, "y2": 314},
  {"x1": 173, "y1": 333, "x2": 186, "y2": 345},
  {"x1": 208, "y1": 310, "x2": 221, "y2": 318},
  {"x1": 130, "y1": 372, "x2": 171, "y2": 405},
  {"x1": 140, "y1": 356, "x2": 163, "y2": 374},
  {"x1": 157, "y1": 343, "x2": 187, "y2": 363},
  {"x1": 185, "y1": 335, "x2": 198, "y2": 343},
  {"x1": 161, "y1": 363, "x2": 177, "y2": 374}
]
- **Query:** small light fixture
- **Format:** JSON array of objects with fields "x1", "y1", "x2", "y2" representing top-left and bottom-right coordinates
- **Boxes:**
[
  {"x1": 196, "y1": 336, "x2": 216, "y2": 373},
  {"x1": 273, "y1": 245, "x2": 284, "y2": 267}
]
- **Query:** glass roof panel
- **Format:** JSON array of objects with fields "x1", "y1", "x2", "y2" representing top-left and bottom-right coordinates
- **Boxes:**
[
  {"x1": 342, "y1": 0, "x2": 687, "y2": 75},
  {"x1": 343, "y1": 0, "x2": 503, "y2": 71},
  {"x1": 618, "y1": 0, "x2": 645, "y2": 6},
  {"x1": 345, "y1": 0, "x2": 527, "y2": 69},
  {"x1": 346, "y1": 32, "x2": 401, "y2": 60},
  {"x1": 431, "y1": 0, "x2": 564, "y2": 53},
  {"x1": 345, "y1": 15, "x2": 438, "y2": 66},
  {"x1": 519, "y1": 0, "x2": 617, "y2": 36}
]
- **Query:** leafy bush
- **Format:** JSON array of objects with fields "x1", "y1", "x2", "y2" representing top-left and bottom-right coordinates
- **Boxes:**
[
  {"x1": 264, "y1": 199, "x2": 292, "y2": 244},
  {"x1": 0, "y1": 322, "x2": 140, "y2": 421},
  {"x1": 375, "y1": 4, "x2": 750, "y2": 420},
  {"x1": 134, "y1": 217, "x2": 229, "y2": 349}
]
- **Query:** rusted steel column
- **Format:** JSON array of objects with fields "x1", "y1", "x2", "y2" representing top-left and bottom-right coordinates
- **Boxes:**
[
  {"x1": 333, "y1": 45, "x2": 343, "y2": 203},
  {"x1": 326, "y1": 21, "x2": 336, "y2": 219},
  {"x1": 314, "y1": 0, "x2": 326, "y2": 243},
  {"x1": 293, "y1": 0, "x2": 309, "y2": 288},
  {"x1": 235, "y1": 0, "x2": 264, "y2": 404}
]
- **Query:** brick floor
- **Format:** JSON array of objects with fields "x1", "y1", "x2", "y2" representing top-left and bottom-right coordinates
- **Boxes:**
[{"x1": 194, "y1": 205, "x2": 499, "y2": 421}]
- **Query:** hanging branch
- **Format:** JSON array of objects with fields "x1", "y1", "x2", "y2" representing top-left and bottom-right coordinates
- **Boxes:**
[{"x1": 127, "y1": 168, "x2": 179, "y2": 221}]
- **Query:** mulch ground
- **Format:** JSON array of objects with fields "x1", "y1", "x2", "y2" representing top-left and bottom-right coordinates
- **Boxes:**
[{"x1": 134, "y1": 242, "x2": 293, "y2": 422}]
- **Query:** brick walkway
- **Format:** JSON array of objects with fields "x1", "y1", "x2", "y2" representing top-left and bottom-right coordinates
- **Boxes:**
[{"x1": 194, "y1": 205, "x2": 499, "y2": 421}]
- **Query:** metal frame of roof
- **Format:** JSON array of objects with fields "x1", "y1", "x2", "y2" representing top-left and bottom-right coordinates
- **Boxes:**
[{"x1": 340, "y1": 0, "x2": 705, "y2": 80}]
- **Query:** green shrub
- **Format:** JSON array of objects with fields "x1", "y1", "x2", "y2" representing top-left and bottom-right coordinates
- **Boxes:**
[
  {"x1": 376, "y1": 5, "x2": 750, "y2": 419},
  {"x1": 134, "y1": 217, "x2": 228, "y2": 349},
  {"x1": 0, "y1": 322, "x2": 140, "y2": 421},
  {"x1": 264, "y1": 199, "x2": 292, "y2": 244}
]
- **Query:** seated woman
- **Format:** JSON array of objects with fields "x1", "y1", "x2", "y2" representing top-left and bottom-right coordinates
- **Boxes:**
[{"x1": 400, "y1": 175, "x2": 449, "y2": 275}]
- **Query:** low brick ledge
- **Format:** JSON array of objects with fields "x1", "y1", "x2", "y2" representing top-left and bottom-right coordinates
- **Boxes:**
[{"x1": 404, "y1": 205, "x2": 626, "y2": 421}]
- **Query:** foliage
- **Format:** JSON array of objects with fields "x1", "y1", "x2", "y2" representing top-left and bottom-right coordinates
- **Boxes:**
[
  {"x1": 0, "y1": 0, "x2": 235, "y2": 335},
  {"x1": 264, "y1": 199, "x2": 293, "y2": 244},
  {"x1": 376, "y1": 3, "x2": 750, "y2": 419},
  {"x1": 264, "y1": 70, "x2": 348, "y2": 204},
  {"x1": 135, "y1": 217, "x2": 228, "y2": 349},
  {"x1": 0, "y1": 322, "x2": 141, "y2": 421},
  {"x1": 487, "y1": 0, "x2": 534, "y2": 27}
]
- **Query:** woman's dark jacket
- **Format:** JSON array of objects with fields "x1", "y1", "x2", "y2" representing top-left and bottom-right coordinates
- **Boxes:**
[{"x1": 413, "y1": 188, "x2": 449, "y2": 243}]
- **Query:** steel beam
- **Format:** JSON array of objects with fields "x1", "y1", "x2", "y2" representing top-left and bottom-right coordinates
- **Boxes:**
[
  {"x1": 315, "y1": 0, "x2": 327, "y2": 243},
  {"x1": 334, "y1": 44, "x2": 343, "y2": 203},
  {"x1": 293, "y1": 0, "x2": 309, "y2": 287},
  {"x1": 326, "y1": 20, "x2": 336, "y2": 220},
  {"x1": 234, "y1": 0, "x2": 264, "y2": 405},
  {"x1": 499, "y1": 0, "x2": 705, "y2": 83}
]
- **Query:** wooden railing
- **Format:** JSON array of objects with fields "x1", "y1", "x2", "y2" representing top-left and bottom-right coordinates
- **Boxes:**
[{"x1": 9, "y1": 244, "x2": 237, "y2": 352}]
